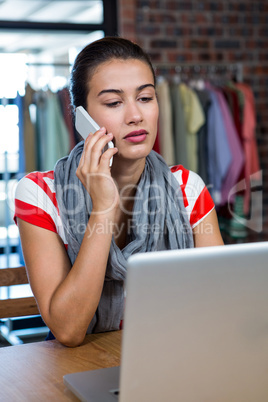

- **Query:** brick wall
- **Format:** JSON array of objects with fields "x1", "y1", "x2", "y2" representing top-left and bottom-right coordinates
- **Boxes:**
[{"x1": 118, "y1": 0, "x2": 268, "y2": 242}]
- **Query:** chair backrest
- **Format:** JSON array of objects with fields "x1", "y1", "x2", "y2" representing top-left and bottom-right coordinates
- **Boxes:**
[{"x1": 0, "y1": 266, "x2": 39, "y2": 319}]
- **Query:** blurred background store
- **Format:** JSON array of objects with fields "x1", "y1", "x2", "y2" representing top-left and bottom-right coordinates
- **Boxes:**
[{"x1": 0, "y1": 0, "x2": 267, "y2": 345}]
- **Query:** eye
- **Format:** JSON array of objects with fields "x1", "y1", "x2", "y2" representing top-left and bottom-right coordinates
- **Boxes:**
[
  {"x1": 105, "y1": 101, "x2": 122, "y2": 108},
  {"x1": 138, "y1": 97, "x2": 154, "y2": 103}
]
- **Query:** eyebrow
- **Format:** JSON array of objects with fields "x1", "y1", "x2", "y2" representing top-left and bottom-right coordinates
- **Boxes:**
[{"x1": 97, "y1": 83, "x2": 155, "y2": 97}]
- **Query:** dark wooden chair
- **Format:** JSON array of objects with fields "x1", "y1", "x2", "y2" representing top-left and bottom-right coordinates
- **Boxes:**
[
  {"x1": 0, "y1": 266, "x2": 39, "y2": 319},
  {"x1": 0, "y1": 266, "x2": 46, "y2": 345}
]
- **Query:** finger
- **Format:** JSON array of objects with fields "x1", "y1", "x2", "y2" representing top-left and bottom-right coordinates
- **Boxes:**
[
  {"x1": 82, "y1": 128, "x2": 107, "y2": 166},
  {"x1": 83, "y1": 127, "x2": 106, "y2": 150},
  {"x1": 99, "y1": 146, "x2": 118, "y2": 170},
  {"x1": 76, "y1": 129, "x2": 101, "y2": 175},
  {"x1": 90, "y1": 133, "x2": 114, "y2": 169}
]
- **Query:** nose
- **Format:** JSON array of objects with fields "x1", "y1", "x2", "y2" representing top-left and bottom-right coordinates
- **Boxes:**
[{"x1": 125, "y1": 101, "x2": 143, "y2": 125}]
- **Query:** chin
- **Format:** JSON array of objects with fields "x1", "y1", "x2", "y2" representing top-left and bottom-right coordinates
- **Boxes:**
[{"x1": 121, "y1": 145, "x2": 152, "y2": 161}]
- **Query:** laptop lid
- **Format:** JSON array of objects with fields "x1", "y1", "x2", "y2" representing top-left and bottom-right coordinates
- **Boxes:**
[
  {"x1": 120, "y1": 241, "x2": 268, "y2": 402},
  {"x1": 64, "y1": 241, "x2": 268, "y2": 401}
]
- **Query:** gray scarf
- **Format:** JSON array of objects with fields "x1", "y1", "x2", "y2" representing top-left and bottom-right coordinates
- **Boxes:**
[{"x1": 54, "y1": 142, "x2": 194, "y2": 333}]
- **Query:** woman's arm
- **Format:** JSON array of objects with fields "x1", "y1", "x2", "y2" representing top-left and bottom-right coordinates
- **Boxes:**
[
  {"x1": 192, "y1": 208, "x2": 224, "y2": 247},
  {"x1": 18, "y1": 129, "x2": 118, "y2": 347},
  {"x1": 18, "y1": 209, "x2": 115, "y2": 347}
]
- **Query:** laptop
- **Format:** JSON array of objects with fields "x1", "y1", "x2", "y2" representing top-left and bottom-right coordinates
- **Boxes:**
[{"x1": 64, "y1": 241, "x2": 268, "y2": 401}]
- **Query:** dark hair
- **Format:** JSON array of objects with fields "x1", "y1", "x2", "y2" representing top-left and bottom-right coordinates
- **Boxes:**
[{"x1": 69, "y1": 36, "x2": 156, "y2": 113}]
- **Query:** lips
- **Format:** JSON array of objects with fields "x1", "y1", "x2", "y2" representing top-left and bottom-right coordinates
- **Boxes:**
[
  {"x1": 124, "y1": 129, "x2": 148, "y2": 139},
  {"x1": 123, "y1": 130, "x2": 148, "y2": 143}
]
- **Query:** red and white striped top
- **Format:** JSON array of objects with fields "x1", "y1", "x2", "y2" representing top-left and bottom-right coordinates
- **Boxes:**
[{"x1": 14, "y1": 165, "x2": 214, "y2": 248}]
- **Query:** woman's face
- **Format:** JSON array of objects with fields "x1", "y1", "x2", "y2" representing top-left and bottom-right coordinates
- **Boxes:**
[{"x1": 86, "y1": 58, "x2": 159, "y2": 161}]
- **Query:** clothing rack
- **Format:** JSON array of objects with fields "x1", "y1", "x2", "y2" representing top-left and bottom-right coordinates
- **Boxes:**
[
  {"x1": 25, "y1": 62, "x2": 72, "y2": 91},
  {"x1": 154, "y1": 62, "x2": 243, "y2": 83},
  {"x1": 26, "y1": 62, "x2": 72, "y2": 67}
]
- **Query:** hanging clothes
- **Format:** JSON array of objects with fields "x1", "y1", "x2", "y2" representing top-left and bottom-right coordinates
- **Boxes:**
[
  {"x1": 222, "y1": 85, "x2": 244, "y2": 148},
  {"x1": 156, "y1": 78, "x2": 175, "y2": 166},
  {"x1": 234, "y1": 82, "x2": 261, "y2": 215},
  {"x1": 23, "y1": 84, "x2": 37, "y2": 173},
  {"x1": 206, "y1": 87, "x2": 232, "y2": 204},
  {"x1": 213, "y1": 88, "x2": 244, "y2": 206},
  {"x1": 152, "y1": 121, "x2": 161, "y2": 154},
  {"x1": 18, "y1": 84, "x2": 78, "y2": 173},
  {"x1": 43, "y1": 90, "x2": 71, "y2": 171},
  {"x1": 194, "y1": 88, "x2": 211, "y2": 185},
  {"x1": 153, "y1": 65, "x2": 260, "y2": 241},
  {"x1": 170, "y1": 83, "x2": 189, "y2": 168},
  {"x1": 178, "y1": 83, "x2": 205, "y2": 173},
  {"x1": 57, "y1": 87, "x2": 77, "y2": 150},
  {"x1": 34, "y1": 90, "x2": 47, "y2": 171}
]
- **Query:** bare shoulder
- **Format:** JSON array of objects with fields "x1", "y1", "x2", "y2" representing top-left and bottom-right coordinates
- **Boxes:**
[
  {"x1": 192, "y1": 208, "x2": 224, "y2": 247},
  {"x1": 17, "y1": 218, "x2": 71, "y2": 318}
]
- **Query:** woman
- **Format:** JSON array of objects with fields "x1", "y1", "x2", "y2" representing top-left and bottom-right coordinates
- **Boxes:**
[{"x1": 15, "y1": 37, "x2": 223, "y2": 347}]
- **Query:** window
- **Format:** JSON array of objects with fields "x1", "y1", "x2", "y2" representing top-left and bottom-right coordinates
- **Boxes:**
[{"x1": 0, "y1": 0, "x2": 118, "y2": 345}]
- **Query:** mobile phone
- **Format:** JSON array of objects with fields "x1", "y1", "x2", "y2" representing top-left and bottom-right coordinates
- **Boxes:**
[{"x1": 75, "y1": 106, "x2": 114, "y2": 167}]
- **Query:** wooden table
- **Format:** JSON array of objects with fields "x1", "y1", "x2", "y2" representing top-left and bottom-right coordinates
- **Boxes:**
[{"x1": 0, "y1": 330, "x2": 121, "y2": 401}]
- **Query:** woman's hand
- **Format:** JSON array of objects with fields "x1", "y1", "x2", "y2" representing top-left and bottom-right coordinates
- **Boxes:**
[{"x1": 76, "y1": 127, "x2": 119, "y2": 214}]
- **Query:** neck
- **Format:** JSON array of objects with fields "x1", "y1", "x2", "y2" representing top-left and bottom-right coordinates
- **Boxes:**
[{"x1": 111, "y1": 156, "x2": 146, "y2": 195}]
